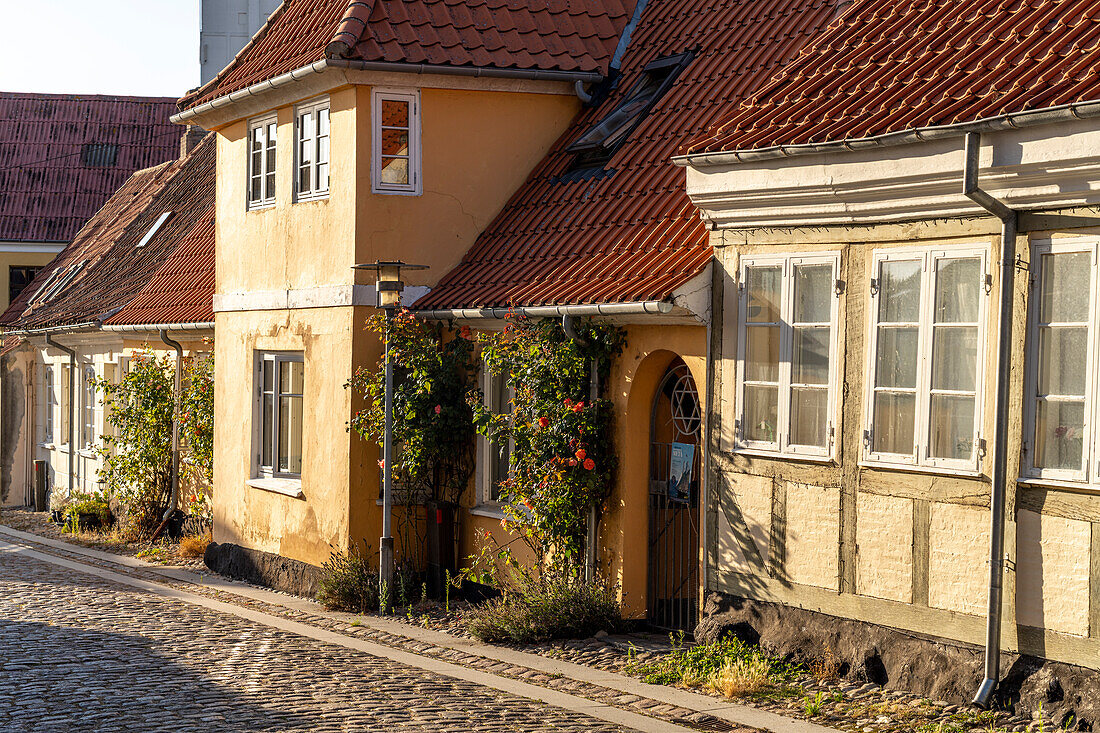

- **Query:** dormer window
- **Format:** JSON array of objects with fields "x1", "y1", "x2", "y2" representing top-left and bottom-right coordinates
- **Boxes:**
[
  {"x1": 295, "y1": 97, "x2": 330, "y2": 201},
  {"x1": 372, "y1": 89, "x2": 421, "y2": 196},
  {"x1": 567, "y1": 52, "x2": 692, "y2": 171}
]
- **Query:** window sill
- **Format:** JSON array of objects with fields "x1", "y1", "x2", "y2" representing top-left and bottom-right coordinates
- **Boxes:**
[
  {"x1": 372, "y1": 185, "x2": 422, "y2": 197},
  {"x1": 294, "y1": 191, "x2": 329, "y2": 204},
  {"x1": 77, "y1": 449, "x2": 96, "y2": 459},
  {"x1": 469, "y1": 504, "x2": 505, "y2": 520},
  {"x1": 246, "y1": 201, "x2": 275, "y2": 212},
  {"x1": 732, "y1": 447, "x2": 836, "y2": 465},
  {"x1": 246, "y1": 477, "x2": 304, "y2": 499},
  {"x1": 1016, "y1": 476, "x2": 1100, "y2": 494},
  {"x1": 858, "y1": 461, "x2": 985, "y2": 479},
  {"x1": 37, "y1": 442, "x2": 55, "y2": 450}
]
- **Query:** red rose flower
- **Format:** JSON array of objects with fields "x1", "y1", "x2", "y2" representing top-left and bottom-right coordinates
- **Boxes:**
[
  {"x1": 568, "y1": 458, "x2": 578, "y2": 467},
  {"x1": 572, "y1": 401, "x2": 584, "y2": 413},
  {"x1": 583, "y1": 458, "x2": 596, "y2": 471},
  {"x1": 538, "y1": 416, "x2": 549, "y2": 428},
  {"x1": 575, "y1": 448, "x2": 586, "y2": 461},
  {"x1": 434, "y1": 404, "x2": 442, "y2": 415}
]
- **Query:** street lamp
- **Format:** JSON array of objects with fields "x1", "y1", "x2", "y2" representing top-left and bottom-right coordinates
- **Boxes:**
[{"x1": 351, "y1": 260, "x2": 427, "y2": 602}]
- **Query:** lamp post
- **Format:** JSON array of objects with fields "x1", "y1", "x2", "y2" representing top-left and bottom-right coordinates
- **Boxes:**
[{"x1": 351, "y1": 260, "x2": 427, "y2": 601}]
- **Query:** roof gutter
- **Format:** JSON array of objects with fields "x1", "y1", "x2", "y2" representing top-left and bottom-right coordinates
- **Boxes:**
[
  {"x1": 102, "y1": 322, "x2": 214, "y2": 333},
  {"x1": 172, "y1": 58, "x2": 604, "y2": 125},
  {"x1": 414, "y1": 300, "x2": 675, "y2": 320},
  {"x1": 4, "y1": 321, "x2": 100, "y2": 337},
  {"x1": 672, "y1": 97, "x2": 1100, "y2": 167}
]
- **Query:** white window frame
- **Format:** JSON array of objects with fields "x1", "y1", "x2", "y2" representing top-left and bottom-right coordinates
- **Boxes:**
[
  {"x1": 254, "y1": 352, "x2": 304, "y2": 480},
  {"x1": 247, "y1": 114, "x2": 277, "y2": 209},
  {"x1": 371, "y1": 88, "x2": 421, "y2": 196},
  {"x1": 863, "y1": 245, "x2": 990, "y2": 472},
  {"x1": 478, "y1": 368, "x2": 513, "y2": 506},
  {"x1": 1023, "y1": 237, "x2": 1100, "y2": 486},
  {"x1": 43, "y1": 365, "x2": 55, "y2": 444},
  {"x1": 81, "y1": 365, "x2": 96, "y2": 450},
  {"x1": 60, "y1": 363, "x2": 71, "y2": 447},
  {"x1": 734, "y1": 251, "x2": 841, "y2": 459},
  {"x1": 294, "y1": 97, "x2": 330, "y2": 202}
]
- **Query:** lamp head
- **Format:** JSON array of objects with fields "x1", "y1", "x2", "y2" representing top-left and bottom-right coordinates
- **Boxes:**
[{"x1": 350, "y1": 260, "x2": 428, "y2": 310}]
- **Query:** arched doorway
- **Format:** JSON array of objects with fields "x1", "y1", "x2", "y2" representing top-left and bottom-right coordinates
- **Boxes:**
[{"x1": 647, "y1": 359, "x2": 701, "y2": 632}]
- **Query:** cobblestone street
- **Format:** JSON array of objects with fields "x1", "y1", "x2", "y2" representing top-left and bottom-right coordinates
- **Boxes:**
[{"x1": 0, "y1": 547, "x2": 633, "y2": 733}]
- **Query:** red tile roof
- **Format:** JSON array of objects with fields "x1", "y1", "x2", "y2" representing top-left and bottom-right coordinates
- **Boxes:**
[
  {"x1": 0, "y1": 92, "x2": 179, "y2": 243},
  {"x1": 181, "y1": 0, "x2": 635, "y2": 110},
  {"x1": 416, "y1": 0, "x2": 842, "y2": 310},
  {"x1": 689, "y1": 0, "x2": 1100, "y2": 155},
  {"x1": 0, "y1": 136, "x2": 215, "y2": 331}
]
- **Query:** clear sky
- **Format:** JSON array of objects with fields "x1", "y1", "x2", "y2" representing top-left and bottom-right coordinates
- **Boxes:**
[{"x1": 0, "y1": 1, "x2": 200, "y2": 98}]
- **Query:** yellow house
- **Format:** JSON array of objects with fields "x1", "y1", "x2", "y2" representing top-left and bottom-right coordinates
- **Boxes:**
[{"x1": 680, "y1": 0, "x2": 1100, "y2": 720}]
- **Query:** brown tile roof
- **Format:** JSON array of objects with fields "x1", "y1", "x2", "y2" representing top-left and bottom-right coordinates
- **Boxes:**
[
  {"x1": 0, "y1": 92, "x2": 179, "y2": 243},
  {"x1": 0, "y1": 136, "x2": 215, "y2": 331},
  {"x1": 181, "y1": 0, "x2": 635, "y2": 111},
  {"x1": 689, "y1": 0, "x2": 1100, "y2": 155},
  {"x1": 416, "y1": 0, "x2": 842, "y2": 310}
]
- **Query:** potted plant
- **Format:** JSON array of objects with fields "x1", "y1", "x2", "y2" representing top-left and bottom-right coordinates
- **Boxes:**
[
  {"x1": 64, "y1": 492, "x2": 113, "y2": 533},
  {"x1": 48, "y1": 491, "x2": 70, "y2": 524}
]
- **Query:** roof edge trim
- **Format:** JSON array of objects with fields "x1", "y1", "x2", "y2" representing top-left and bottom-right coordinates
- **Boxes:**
[
  {"x1": 415, "y1": 300, "x2": 675, "y2": 320},
  {"x1": 173, "y1": 58, "x2": 602, "y2": 123},
  {"x1": 4, "y1": 321, "x2": 101, "y2": 337},
  {"x1": 102, "y1": 322, "x2": 215, "y2": 332},
  {"x1": 675, "y1": 98, "x2": 1100, "y2": 167}
]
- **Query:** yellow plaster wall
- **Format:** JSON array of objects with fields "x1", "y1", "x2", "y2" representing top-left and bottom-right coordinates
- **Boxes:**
[
  {"x1": 1016, "y1": 509, "x2": 1091, "y2": 637},
  {"x1": 0, "y1": 252, "x2": 60, "y2": 314},
  {"x1": 855, "y1": 491, "x2": 914, "y2": 603}
]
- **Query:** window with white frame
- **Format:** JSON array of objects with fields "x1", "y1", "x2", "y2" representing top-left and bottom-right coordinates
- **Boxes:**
[
  {"x1": 248, "y1": 114, "x2": 277, "y2": 208},
  {"x1": 1024, "y1": 239, "x2": 1100, "y2": 483},
  {"x1": 481, "y1": 370, "x2": 512, "y2": 503},
  {"x1": 372, "y1": 89, "x2": 421, "y2": 195},
  {"x1": 864, "y1": 246, "x2": 989, "y2": 470},
  {"x1": 735, "y1": 253, "x2": 840, "y2": 457},
  {"x1": 43, "y1": 366, "x2": 55, "y2": 443},
  {"x1": 294, "y1": 98, "x2": 329, "y2": 201},
  {"x1": 60, "y1": 364, "x2": 71, "y2": 446},
  {"x1": 256, "y1": 352, "x2": 304, "y2": 478},
  {"x1": 81, "y1": 366, "x2": 96, "y2": 449}
]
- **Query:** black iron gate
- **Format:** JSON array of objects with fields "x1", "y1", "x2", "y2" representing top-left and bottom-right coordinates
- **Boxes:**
[{"x1": 647, "y1": 360, "x2": 701, "y2": 633}]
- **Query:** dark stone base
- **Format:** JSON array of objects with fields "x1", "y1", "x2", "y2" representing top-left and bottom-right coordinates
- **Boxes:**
[
  {"x1": 204, "y1": 542, "x2": 321, "y2": 598},
  {"x1": 698, "y1": 592, "x2": 1100, "y2": 729}
]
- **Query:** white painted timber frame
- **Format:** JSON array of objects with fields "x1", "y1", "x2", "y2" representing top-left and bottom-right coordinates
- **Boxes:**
[
  {"x1": 476, "y1": 367, "x2": 513, "y2": 506},
  {"x1": 734, "y1": 251, "x2": 840, "y2": 460},
  {"x1": 862, "y1": 245, "x2": 990, "y2": 473},
  {"x1": 371, "y1": 88, "x2": 422, "y2": 196},
  {"x1": 1023, "y1": 237, "x2": 1100, "y2": 487},
  {"x1": 247, "y1": 113, "x2": 278, "y2": 210},
  {"x1": 293, "y1": 96, "x2": 330, "y2": 202}
]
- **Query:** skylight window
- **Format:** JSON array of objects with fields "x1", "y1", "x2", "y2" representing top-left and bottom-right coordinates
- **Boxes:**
[
  {"x1": 36, "y1": 260, "x2": 88, "y2": 303},
  {"x1": 137, "y1": 212, "x2": 173, "y2": 248},
  {"x1": 567, "y1": 52, "x2": 693, "y2": 171},
  {"x1": 82, "y1": 143, "x2": 119, "y2": 167}
]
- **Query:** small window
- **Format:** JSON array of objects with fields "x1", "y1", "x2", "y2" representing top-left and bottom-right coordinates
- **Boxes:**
[
  {"x1": 481, "y1": 369, "x2": 513, "y2": 504},
  {"x1": 372, "y1": 89, "x2": 421, "y2": 195},
  {"x1": 81, "y1": 143, "x2": 119, "y2": 167},
  {"x1": 60, "y1": 364, "x2": 71, "y2": 446},
  {"x1": 567, "y1": 53, "x2": 691, "y2": 170},
  {"x1": 136, "y1": 212, "x2": 173, "y2": 248},
  {"x1": 10, "y1": 266, "x2": 42, "y2": 304},
  {"x1": 256, "y1": 352, "x2": 304, "y2": 478},
  {"x1": 43, "y1": 366, "x2": 55, "y2": 443},
  {"x1": 294, "y1": 98, "x2": 329, "y2": 201},
  {"x1": 735, "y1": 252, "x2": 841, "y2": 457},
  {"x1": 247, "y1": 114, "x2": 277, "y2": 208},
  {"x1": 81, "y1": 366, "x2": 96, "y2": 449},
  {"x1": 865, "y1": 246, "x2": 989, "y2": 471}
]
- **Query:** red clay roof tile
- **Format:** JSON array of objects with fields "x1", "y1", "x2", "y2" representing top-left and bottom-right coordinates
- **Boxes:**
[
  {"x1": 0, "y1": 92, "x2": 179, "y2": 243},
  {"x1": 689, "y1": 0, "x2": 1100, "y2": 154},
  {"x1": 181, "y1": 0, "x2": 635, "y2": 111},
  {"x1": 417, "y1": 0, "x2": 842, "y2": 310}
]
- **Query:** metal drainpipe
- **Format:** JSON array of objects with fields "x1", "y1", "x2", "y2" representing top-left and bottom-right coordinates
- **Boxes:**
[
  {"x1": 44, "y1": 334, "x2": 76, "y2": 496},
  {"x1": 562, "y1": 315, "x2": 600, "y2": 583},
  {"x1": 159, "y1": 330, "x2": 184, "y2": 523},
  {"x1": 963, "y1": 132, "x2": 1018, "y2": 710}
]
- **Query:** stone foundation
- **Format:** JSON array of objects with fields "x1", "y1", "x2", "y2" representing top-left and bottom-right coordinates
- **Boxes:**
[
  {"x1": 204, "y1": 541, "x2": 320, "y2": 597},
  {"x1": 697, "y1": 592, "x2": 1100, "y2": 729}
]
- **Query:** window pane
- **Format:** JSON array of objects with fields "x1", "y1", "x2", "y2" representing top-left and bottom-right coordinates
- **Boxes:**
[
  {"x1": 878, "y1": 259, "x2": 922, "y2": 322},
  {"x1": 250, "y1": 172, "x2": 262, "y2": 203},
  {"x1": 278, "y1": 395, "x2": 303, "y2": 474},
  {"x1": 790, "y1": 387, "x2": 827, "y2": 447},
  {"x1": 262, "y1": 395, "x2": 273, "y2": 467},
  {"x1": 380, "y1": 157, "x2": 409, "y2": 185},
  {"x1": 1040, "y1": 251, "x2": 1091, "y2": 323},
  {"x1": 1034, "y1": 400, "x2": 1085, "y2": 471},
  {"x1": 873, "y1": 392, "x2": 916, "y2": 454},
  {"x1": 875, "y1": 326, "x2": 918, "y2": 388},
  {"x1": 934, "y1": 258, "x2": 980, "y2": 323},
  {"x1": 928, "y1": 394, "x2": 975, "y2": 460},
  {"x1": 793, "y1": 263, "x2": 832, "y2": 323},
  {"x1": 745, "y1": 325, "x2": 780, "y2": 383},
  {"x1": 318, "y1": 108, "x2": 329, "y2": 137},
  {"x1": 931, "y1": 326, "x2": 977, "y2": 391},
  {"x1": 262, "y1": 359, "x2": 273, "y2": 392},
  {"x1": 792, "y1": 326, "x2": 829, "y2": 385},
  {"x1": 318, "y1": 133, "x2": 330, "y2": 167},
  {"x1": 279, "y1": 360, "x2": 304, "y2": 394},
  {"x1": 298, "y1": 162, "x2": 311, "y2": 193},
  {"x1": 381, "y1": 129, "x2": 409, "y2": 157},
  {"x1": 381, "y1": 99, "x2": 409, "y2": 128},
  {"x1": 1038, "y1": 326, "x2": 1087, "y2": 396},
  {"x1": 743, "y1": 384, "x2": 778, "y2": 443},
  {"x1": 745, "y1": 266, "x2": 781, "y2": 323},
  {"x1": 298, "y1": 111, "x2": 313, "y2": 142}
]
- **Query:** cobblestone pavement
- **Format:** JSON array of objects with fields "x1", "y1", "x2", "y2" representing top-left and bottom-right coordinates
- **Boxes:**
[{"x1": 0, "y1": 549, "x2": 634, "y2": 733}]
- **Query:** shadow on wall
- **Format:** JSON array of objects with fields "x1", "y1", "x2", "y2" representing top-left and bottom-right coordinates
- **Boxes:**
[{"x1": 0, "y1": 355, "x2": 25, "y2": 505}]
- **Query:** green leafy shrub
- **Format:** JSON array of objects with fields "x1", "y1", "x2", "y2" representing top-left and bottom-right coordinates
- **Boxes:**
[
  {"x1": 316, "y1": 546, "x2": 379, "y2": 613},
  {"x1": 64, "y1": 492, "x2": 112, "y2": 531},
  {"x1": 180, "y1": 349, "x2": 214, "y2": 520},
  {"x1": 466, "y1": 576, "x2": 621, "y2": 643}
]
